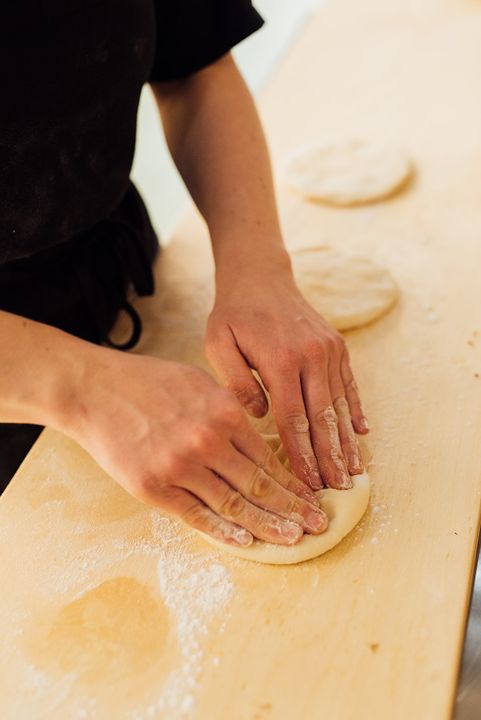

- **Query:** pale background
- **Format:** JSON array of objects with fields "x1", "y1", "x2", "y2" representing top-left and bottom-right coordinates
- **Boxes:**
[{"x1": 131, "y1": 0, "x2": 323, "y2": 241}]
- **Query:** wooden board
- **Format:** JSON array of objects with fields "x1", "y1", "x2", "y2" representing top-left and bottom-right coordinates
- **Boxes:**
[{"x1": 2, "y1": 0, "x2": 481, "y2": 717}]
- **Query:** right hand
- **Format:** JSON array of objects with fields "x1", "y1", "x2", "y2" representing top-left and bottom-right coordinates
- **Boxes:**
[{"x1": 65, "y1": 349, "x2": 328, "y2": 547}]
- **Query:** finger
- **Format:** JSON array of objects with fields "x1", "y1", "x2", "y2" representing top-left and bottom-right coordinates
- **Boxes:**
[
  {"x1": 205, "y1": 328, "x2": 268, "y2": 418},
  {"x1": 333, "y1": 395, "x2": 363, "y2": 475},
  {"x1": 156, "y1": 486, "x2": 254, "y2": 547},
  {"x1": 340, "y1": 351, "x2": 369, "y2": 434},
  {"x1": 301, "y1": 363, "x2": 352, "y2": 490},
  {"x1": 329, "y1": 365, "x2": 363, "y2": 475},
  {"x1": 268, "y1": 370, "x2": 323, "y2": 490},
  {"x1": 233, "y1": 419, "x2": 320, "y2": 506},
  {"x1": 180, "y1": 469, "x2": 306, "y2": 545},
  {"x1": 211, "y1": 444, "x2": 328, "y2": 534}
]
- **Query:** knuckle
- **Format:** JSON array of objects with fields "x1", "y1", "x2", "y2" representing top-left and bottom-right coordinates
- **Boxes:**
[
  {"x1": 249, "y1": 466, "x2": 272, "y2": 498},
  {"x1": 284, "y1": 496, "x2": 299, "y2": 516},
  {"x1": 161, "y1": 452, "x2": 182, "y2": 478},
  {"x1": 213, "y1": 393, "x2": 243, "y2": 427},
  {"x1": 219, "y1": 489, "x2": 245, "y2": 519},
  {"x1": 330, "y1": 394, "x2": 344, "y2": 409},
  {"x1": 277, "y1": 348, "x2": 299, "y2": 371},
  {"x1": 189, "y1": 424, "x2": 219, "y2": 454},
  {"x1": 182, "y1": 501, "x2": 208, "y2": 528},
  {"x1": 313, "y1": 405, "x2": 337, "y2": 427},
  {"x1": 326, "y1": 335, "x2": 340, "y2": 356},
  {"x1": 284, "y1": 412, "x2": 310, "y2": 434},
  {"x1": 334, "y1": 395, "x2": 350, "y2": 415},
  {"x1": 302, "y1": 333, "x2": 345, "y2": 363},
  {"x1": 303, "y1": 338, "x2": 326, "y2": 361},
  {"x1": 345, "y1": 377, "x2": 360, "y2": 396},
  {"x1": 326, "y1": 332, "x2": 345, "y2": 357}
]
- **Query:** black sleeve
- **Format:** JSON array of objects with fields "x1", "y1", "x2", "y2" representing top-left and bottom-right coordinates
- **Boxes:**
[{"x1": 149, "y1": 0, "x2": 264, "y2": 82}]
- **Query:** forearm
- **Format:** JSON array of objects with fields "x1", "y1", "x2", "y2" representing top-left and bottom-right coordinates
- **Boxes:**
[
  {"x1": 152, "y1": 55, "x2": 367, "y2": 495},
  {"x1": 152, "y1": 53, "x2": 292, "y2": 284},
  {"x1": 0, "y1": 310, "x2": 95, "y2": 429}
]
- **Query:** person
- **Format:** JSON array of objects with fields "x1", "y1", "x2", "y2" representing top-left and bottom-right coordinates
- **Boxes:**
[{"x1": 0, "y1": 0, "x2": 369, "y2": 547}]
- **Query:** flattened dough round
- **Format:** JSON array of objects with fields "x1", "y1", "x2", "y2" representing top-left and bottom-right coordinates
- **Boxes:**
[
  {"x1": 285, "y1": 139, "x2": 412, "y2": 206},
  {"x1": 199, "y1": 435, "x2": 370, "y2": 565},
  {"x1": 292, "y1": 245, "x2": 398, "y2": 330}
]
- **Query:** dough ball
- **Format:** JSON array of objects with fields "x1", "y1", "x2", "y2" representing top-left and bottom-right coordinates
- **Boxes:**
[
  {"x1": 284, "y1": 139, "x2": 412, "y2": 206},
  {"x1": 198, "y1": 434, "x2": 370, "y2": 565},
  {"x1": 291, "y1": 246, "x2": 399, "y2": 331}
]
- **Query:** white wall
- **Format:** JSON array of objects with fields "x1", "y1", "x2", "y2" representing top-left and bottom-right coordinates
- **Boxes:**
[{"x1": 131, "y1": 0, "x2": 323, "y2": 242}]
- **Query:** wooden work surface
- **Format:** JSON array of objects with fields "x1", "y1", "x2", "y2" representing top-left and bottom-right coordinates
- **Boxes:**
[{"x1": 2, "y1": 0, "x2": 481, "y2": 718}]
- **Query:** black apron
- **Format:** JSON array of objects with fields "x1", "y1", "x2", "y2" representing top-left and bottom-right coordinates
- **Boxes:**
[{"x1": 0, "y1": 183, "x2": 159, "y2": 489}]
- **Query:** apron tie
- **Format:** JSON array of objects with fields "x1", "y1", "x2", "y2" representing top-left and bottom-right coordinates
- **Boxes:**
[{"x1": 71, "y1": 216, "x2": 156, "y2": 350}]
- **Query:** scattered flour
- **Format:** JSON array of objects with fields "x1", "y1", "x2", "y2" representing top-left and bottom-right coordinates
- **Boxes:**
[
  {"x1": 22, "y1": 508, "x2": 234, "y2": 720},
  {"x1": 134, "y1": 553, "x2": 234, "y2": 720}
]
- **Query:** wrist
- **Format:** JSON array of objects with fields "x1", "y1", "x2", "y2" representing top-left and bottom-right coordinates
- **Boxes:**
[
  {"x1": 46, "y1": 337, "x2": 104, "y2": 435},
  {"x1": 0, "y1": 313, "x2": 101, "y2": 431},
  {"x1": 15, "y1": 326, "x2": 105, "y2": 435},
  {"x1": 213, "y1": 234, "x2": 294, "y2": 292}
]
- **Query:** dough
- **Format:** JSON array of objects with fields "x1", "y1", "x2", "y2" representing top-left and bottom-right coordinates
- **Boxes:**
[
  {"x1": 292, "y1": 245, "x2": 398, "y2": 330},
  {"x1": 199, "y1": 435, "x2": 370, "y2": 565},
  {"x1": 284, "y1": 139, "x2": 412, "y2": 205}
]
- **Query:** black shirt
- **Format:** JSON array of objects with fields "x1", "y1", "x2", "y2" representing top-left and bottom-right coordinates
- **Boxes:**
[
  {"x1": 0, "y1": 0, "x2": 264, "y2": 488},
  {"x1": 0, "y1": 0, "x2": 264, "y2": 264}
]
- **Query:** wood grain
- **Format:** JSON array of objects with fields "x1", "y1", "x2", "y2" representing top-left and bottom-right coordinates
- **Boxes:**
[{"x1": 2, "y1": 0, "x2": 481, "y2": 717}]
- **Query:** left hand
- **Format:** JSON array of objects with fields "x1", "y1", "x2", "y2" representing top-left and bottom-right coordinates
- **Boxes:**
[{"x1": 205, "y1": 261, "x2": 369, "y2": 492}]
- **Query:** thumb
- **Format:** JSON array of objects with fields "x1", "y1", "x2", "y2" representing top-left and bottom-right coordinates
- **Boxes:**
[{"x1": 205, "y1": 328, "x2": 268, "y2": 418}]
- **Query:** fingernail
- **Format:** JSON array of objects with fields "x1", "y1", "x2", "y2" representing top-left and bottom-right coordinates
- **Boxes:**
[
  {"x1": 359, "y1": 417, "x2": 370, "y2": 431},
  {"x1": 337, "y1": 472, "x2": 353, "y2": 489},
  {"x1": 308, "y1": 470, "x2": 322, "y2": 490},
  {"x1": 350, "y1": 454, "x2": 362, "y2": 472},
  {"x1": 246, "y1": 397, "x2": 268, "y2": 418},
  {"x1": 306, "y1": 509, "x2": 328, "y2": 532}
]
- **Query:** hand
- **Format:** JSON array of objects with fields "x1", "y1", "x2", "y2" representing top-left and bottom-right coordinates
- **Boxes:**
[
  {"x1": 205, "y1": 258, "x2": 369, "y2": 491},
  {"x1": 65, "y1": 350, "x2": 327, "y2": 546}
]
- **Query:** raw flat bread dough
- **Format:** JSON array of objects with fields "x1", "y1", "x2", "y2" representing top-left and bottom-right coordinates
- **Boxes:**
[
  {"x1": 292, "y1": 245, "x2": 399, "y2": 330},
  {"x1": 199, "y1": 434, "x2": 370, "y2": 565},
  {"x1": 285, "y1": 139, "x2": 412, "y2": 205}
]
